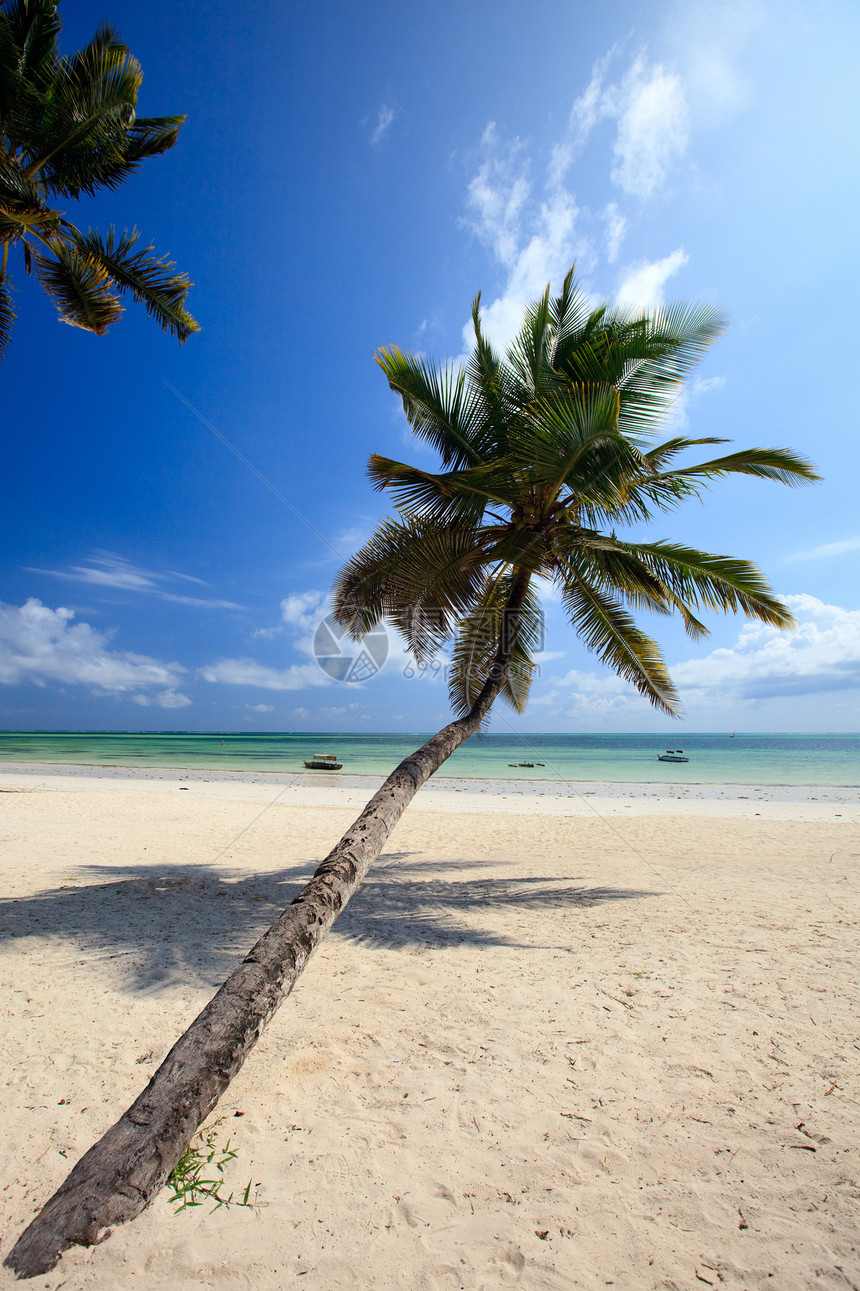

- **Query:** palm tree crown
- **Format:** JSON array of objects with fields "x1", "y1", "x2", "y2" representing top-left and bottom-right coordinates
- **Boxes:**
[
  {"x1": 335, "y1": 269, "x2": 818, "y2": 718},
  {"x1": 0, "y1": 0, "x2": 198, "y2": 360}
]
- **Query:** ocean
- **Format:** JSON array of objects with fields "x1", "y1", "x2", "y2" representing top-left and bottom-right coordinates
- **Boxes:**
[{"x1": 1, "y1": 731, "x2": 859, "y2": 786}]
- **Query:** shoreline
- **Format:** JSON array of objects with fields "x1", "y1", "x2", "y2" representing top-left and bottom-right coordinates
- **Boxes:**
[{"x1": 2, "y1": 760, "x2": 858, "y2": 819}]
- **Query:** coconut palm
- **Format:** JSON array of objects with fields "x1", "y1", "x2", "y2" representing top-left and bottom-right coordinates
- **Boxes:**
[
  {"x1": 6, "y1": 270, "x2": 818, "y2": 1279},
  {"x1": 335, "y1": 271, "x2": 815, "y2": 727},
  {"x1": 0, "y1": 0, "x2": 198, "y2": 361}
]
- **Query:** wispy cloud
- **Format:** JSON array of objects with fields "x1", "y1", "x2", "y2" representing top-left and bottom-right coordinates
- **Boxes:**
[
  {"x1": 616, "y1": 247, "x2": 688, "y2": 309},
  {"x1": 0, "y1": 598, "x2": 189, "y2": 705},
  {"x1": 199, "y1": 658, "x2": 328, "y2": 691},
  {"x1": 532, "y1": 667, "x2": 649, "y2": 720},
  {"x1": 608, "y1": 59, "x2": 689, "y2": 200},
  {"x1": 207, "y1": 589, "x2": 332, "y2": 691},
  {"x1": 460, "y1": 48, "x2": 697, "y2": 353},
  {"x1": 602, "y1": 201, "x2": 626, "y2": 263},
  {"x1": 463, "y1": 123, "x2": 583, "y2": 350},
  {"x1": 31, "y1": 553, "x2": 241, "y2": 611},
  {"x1": 787, "y1": 537, "x2": 860, "y2": 563},
  {"x1": 133, "y1": 689, "x2": 191, "y2": 709},
  {"x1": 370, "y1": 103, "x2": 396, "y2": 146}
]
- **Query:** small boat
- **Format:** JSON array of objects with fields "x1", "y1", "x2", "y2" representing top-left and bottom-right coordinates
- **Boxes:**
[
  {"x1": 508, "y1": 761, "x2": 536, "y2": 768},
  {"x1": 304, "y1": 753, "x2": 343, "y2": 770},
  {"x1": 657, "y1": 749, "x2": 688, "y2": 763}
]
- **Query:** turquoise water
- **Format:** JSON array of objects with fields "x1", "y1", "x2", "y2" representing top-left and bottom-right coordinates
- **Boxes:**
[{"x1": 1, "y1": 731, "x2": 859, "y2": 786}]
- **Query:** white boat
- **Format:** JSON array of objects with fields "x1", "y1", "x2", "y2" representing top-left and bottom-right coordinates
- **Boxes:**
[{"x1": 657, "y1": 749, "x2": 688, "y2": 763}]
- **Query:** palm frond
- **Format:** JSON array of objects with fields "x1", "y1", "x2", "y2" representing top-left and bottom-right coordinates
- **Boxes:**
[
  {"x1": 617, "y1": 541, "x2": 796, "y2": 628},
  {"x1": 375, "y1": 346, "x2": 485, "y2": 468},
  {"x1": 448, "y1": 575, "x2": 542, "y2": 717},
  {"x1": 643, "y1": 435, "x2": 730, "y2": 470},
  {"x1": 558, "y1": 572, "x2": 680, "y2": 715},
  {"x1": 122, "y1": 114, "x2": 185, "y2": 161},
  {"x1": 367, "y1": 453, "x2": 525, "y2": 522},
  {"x1": 552, "y1": 529, "x2": 708, "y2": 639},
  {"x1": 73, "y1": 226, "x2": 198, "y2": 341},
  {"x1": 513, "y1": 383, "x2": 622, "y2": 492},
  {"x1": 507, "y1": 283, "x2": 553, "y2": 401},
  {"x1": 0, "y1": 276, "x2": 16, "y2": 357},
  {"x1": 332, "y1": 516, "x2": 492, "y2": 658},
  {"x1": 34, "y1": 239, "x2": 122, "y2": 334},
  {"x1": 465, "y1": 295, "x2": 521, "y2": 459},
  {"x1": 660, "y1": 446, "x2": 820, "y2": 488},
  {"x1": 549, "y1": 267, "x2": 598, "y2": 361}
]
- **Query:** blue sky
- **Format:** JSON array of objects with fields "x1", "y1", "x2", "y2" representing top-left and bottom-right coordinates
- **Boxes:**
[{"x1": 2, "y1": 0, "x2": 859, "y2": 734}]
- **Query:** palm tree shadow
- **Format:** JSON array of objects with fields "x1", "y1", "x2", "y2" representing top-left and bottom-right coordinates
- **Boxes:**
[{"x1": 0, "y1": 853, "x2": 659, "y2": 992}]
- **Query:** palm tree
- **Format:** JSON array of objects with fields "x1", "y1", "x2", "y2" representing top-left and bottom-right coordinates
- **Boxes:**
[
  {"x1": 5, "y1": 270, "x2": 817, "y2": 1278},
  {"x1": 0, "y1": 0, "x2": 198, "y2": 361}
]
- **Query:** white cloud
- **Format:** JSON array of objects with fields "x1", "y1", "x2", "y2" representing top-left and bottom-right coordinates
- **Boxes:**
[
  {"x1": 0, "y1": 598, "x2": 187, "y2": 698},
  {"x1": 133, "y1": 689, "x2": 192, "y2": 709},
  {"x1": 252, "y1": 589, "x2": 327, "y2": 643},
  {"x1": 460, "y1": 50, "x2": 694, "y2": 355},
  {"x1": 32, "y1": 553, "x2": 241, "y2": 610},
  {"x1": 199, "y1": 658, "x2": 328, "y2": 691},
  {"x1": 616, "y1": 247, "x2": 688, "y2": 310},
  {"x1": 370, "y1": 103, "x2": 396, "y2": 146},
  {"x1": 609, "y1": 59, "x2": 689, "y2": 199},
  {"x1": 602, "y1": 201, "x2": 626, "y2": 263},
  {"x1": 671, "y1": 595, "x2": 860, "y2": 701},
  {"x1": 533, "y1": 595, "x2": 860, "y2": 717},
  {"x1": 787, "y1": 537, "x2": 860, "y2": 563},
  {"x1": 280, "y1": 590, "x2": 326, "y2": 629},
  {"x1": 246, "y1": 703, "x2": 275, "y2": 713},
  {"x1": 463, "y1": 124, "x2": 584, "y2": 351},
  {"x1": 665, "y1": 0, "x2": 764, "y2": 125},
  {"x1": 557, "y1": 53, "x2": 689, "y2": 200},
  {"x1": 534, "y1": 668, "x2": 650, "y2": 720}
]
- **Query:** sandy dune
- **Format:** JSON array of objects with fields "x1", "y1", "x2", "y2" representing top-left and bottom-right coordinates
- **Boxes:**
[{"x1": 0, "y1": 770, "x2": 857, "y2": 1289}]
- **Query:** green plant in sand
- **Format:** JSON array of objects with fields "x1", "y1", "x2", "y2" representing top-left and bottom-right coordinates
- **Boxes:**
[{"x1": 165, "y1": 1118, "x2": 255, "y2": 1214}]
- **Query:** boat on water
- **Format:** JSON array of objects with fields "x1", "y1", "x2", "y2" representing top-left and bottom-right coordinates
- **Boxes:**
[
  {"x1": 304, "y1": 753, "x2": 343, "y2": 770},
  {"x1": 508, "y1": 761, "x2": 536, "y2": 767},
  {"x1": 657, "y1": 749, "x2": 688, "y2": 763}
]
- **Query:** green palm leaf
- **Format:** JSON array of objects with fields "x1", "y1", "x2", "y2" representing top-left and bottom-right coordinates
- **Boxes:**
[
  {"x1": 333, "y1": 516, "x2": 492, "y2": 658},
  {"x1": 617, "y1": 541, "x2": 797, "y2": 628},
  {"x1": 558, "y1": 572, "x2": 680, "y2": 715},
  {"x1": 660, "y1": 446, "x2": 820, "y2": 488},
  {"x1": 448, "y1": 575, "x2": 542, "y2": 717},
  {"x1": 337, "y1": 264, "x2": 814, "y2": 725},
  {"x1": 375, "y1": 347, "x2": 485, "y2": 468},
  {"x1": 73, "y1": 227, "x2": 198, "y2": 341},
  {"x1": 0, "y1": 0, "x2": 195, "y2": 357},
  {"x1": 0, "y1": 276, "x2": 15, "y2": 357},
  {"x1": 34, "y1": 240, "x2": 122, "y2": 334}
]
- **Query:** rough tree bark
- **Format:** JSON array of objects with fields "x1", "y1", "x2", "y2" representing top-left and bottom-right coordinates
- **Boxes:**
[{"x1": 5, "y1": 574, "x2": 531, "y2": 1279}]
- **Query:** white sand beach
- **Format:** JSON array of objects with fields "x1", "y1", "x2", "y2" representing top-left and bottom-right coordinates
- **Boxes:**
[{"x1": 0, "y1": 766, "x2": 857, "y2": 1289}]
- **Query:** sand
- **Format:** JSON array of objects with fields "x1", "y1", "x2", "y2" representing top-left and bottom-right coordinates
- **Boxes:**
[{"x1": 0, "y1": 765, "x2": 857, "y2": 1289}]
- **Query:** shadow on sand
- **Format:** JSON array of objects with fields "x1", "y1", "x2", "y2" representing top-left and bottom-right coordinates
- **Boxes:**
[{"x1": 0, "y1": 852, "x2": 659, "y2": 992}]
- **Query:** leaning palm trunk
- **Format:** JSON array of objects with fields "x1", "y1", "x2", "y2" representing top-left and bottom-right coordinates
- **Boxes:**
[{"x1": 5, "y1": 591, "x2": 525, "y2": 1279}]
